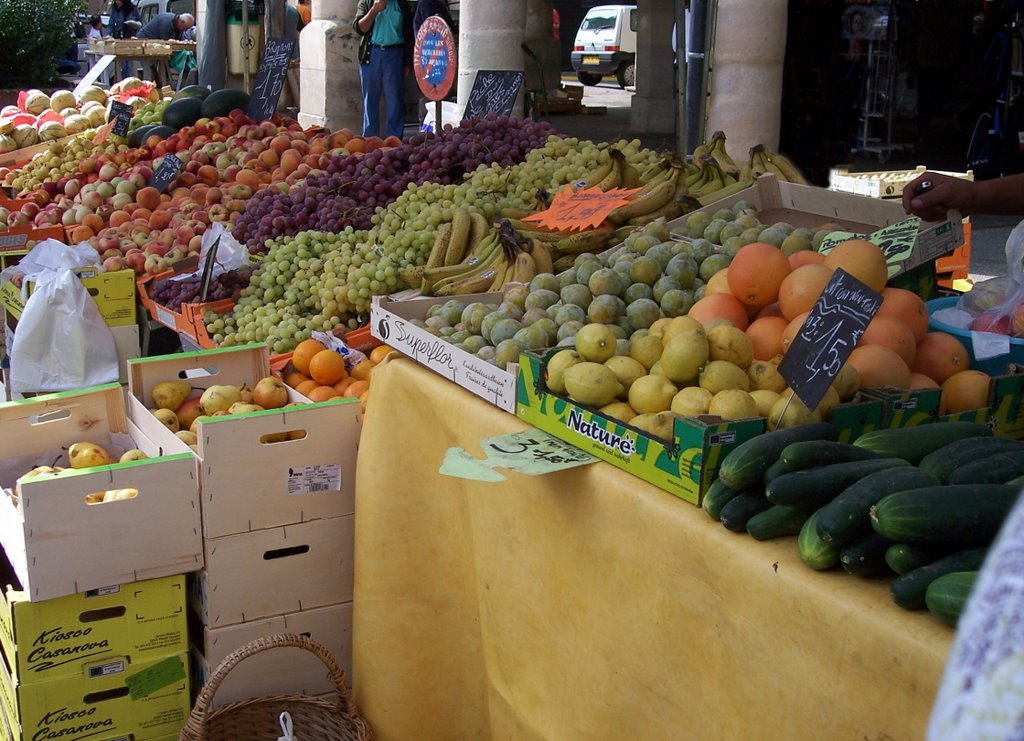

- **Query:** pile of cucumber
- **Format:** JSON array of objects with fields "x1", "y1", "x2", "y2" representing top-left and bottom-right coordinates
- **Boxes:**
[{"x1": 705, "y1": 421, "x2": 1024, "y2": 627}]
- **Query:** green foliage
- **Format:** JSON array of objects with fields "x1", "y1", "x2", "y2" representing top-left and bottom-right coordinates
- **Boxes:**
[{"x1": 0, "y1": 0, "x2": 86, "y2": 88}]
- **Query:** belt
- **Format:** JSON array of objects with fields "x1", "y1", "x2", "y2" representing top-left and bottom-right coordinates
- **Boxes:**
[{"x1": 371, "y1": 43, "x2": 402, "y2": 49}]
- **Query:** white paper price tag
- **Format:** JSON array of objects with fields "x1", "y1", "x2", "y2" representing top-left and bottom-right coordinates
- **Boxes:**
[
  {"x1": 970, "y1": 331, "x2": 1011, "y2": 361},
  {"x1": 155, "y1": 305, "x2": 176, "y2": 329},
  {"x1": 287, "y1": 464, "x2": 341, "y2": 495}
]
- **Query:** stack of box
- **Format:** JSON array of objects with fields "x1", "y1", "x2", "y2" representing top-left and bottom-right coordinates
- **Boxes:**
[
  {"x1": 127, "y1": 344, "x2": 360, "y2": 708},
  {"x1": 0, "y1": 384, "x2": 203, "y2": 738}
]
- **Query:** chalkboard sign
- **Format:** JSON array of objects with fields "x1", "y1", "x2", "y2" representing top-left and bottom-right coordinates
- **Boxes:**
[
  {"x1": 149, "y1": 153, "x2": 183, "y2": 194},
  {"x1": 198, "y1": 235, "x2": 221, "y2": 303},
  {"x1": 108, "y1": 101, "x2": 133, "y2": 138},
  {"x1": 462, "y1": 70, "x2": 524, "y2": 121},
  {"x1": 247, "y1": 37, "x2": 295, "y2": 122},
  {"x1": 778, "y1": 268, "x2": 882, "y2": 412}
]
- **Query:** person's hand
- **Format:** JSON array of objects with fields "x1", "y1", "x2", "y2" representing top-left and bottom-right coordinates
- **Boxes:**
[
  {"x1": 902, "y1": 172, "x2": 975, "y2": 221},
  {"x1": 371, "y1": 0, "x2": 387, "y2": 13}
]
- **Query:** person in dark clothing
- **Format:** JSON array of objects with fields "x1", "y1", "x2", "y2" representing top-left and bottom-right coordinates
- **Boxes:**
[
  {"x1": 108, "y1": 0, "x2": 141, "y2": 78},
  {"x1": 136, "y1": 12, "x2": 195, "y2": 40},
  {"x1": 352, "y1": 0, "x2": 413, "y2": 139},
  {"x1": 412, "y1": 0, "x2": 454, "y2": 37}
]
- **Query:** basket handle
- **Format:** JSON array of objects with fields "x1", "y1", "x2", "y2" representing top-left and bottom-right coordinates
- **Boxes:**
[{"x1": 188, "y1": 633, "x2": 360, "y2": 727}]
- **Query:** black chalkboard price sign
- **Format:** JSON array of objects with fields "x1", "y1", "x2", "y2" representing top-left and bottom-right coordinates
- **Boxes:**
[
  {"x1": 462, "y1": 70, "x2": 524, "y2": 121},
  {"x1": 247, "y1": 37, "x2": 296, "y2": 121},
  {"x1": 149, "y1": 153, "x2": 183, "y2": 194},
  {"x1": 108, "y1": 100, "x2": 133, "y2": 138},
  {"x1": 778, "y1": 268, "x2": 882, "y2": 413}
]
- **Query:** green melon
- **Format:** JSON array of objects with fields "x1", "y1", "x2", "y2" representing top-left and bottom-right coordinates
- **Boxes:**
[
  {"x1": 162, "y1": 97, "x2": 203, "y2": 130},
  {"x1": 128, "y1": 124, "x2": 156, "y2": 148},
  {"x1": 144, "y1": 125, "x2": 176, "y2": 142},
  {"x1": 200, "y1": 88, "x2": 251, "y2": 119},
  {"x1": 173, "y1": 85, "x2": 212, "y2": 101}
]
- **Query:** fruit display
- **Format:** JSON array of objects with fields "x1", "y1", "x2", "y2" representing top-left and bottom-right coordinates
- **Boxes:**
[
  {"x1": 278, "y1": 337, "x2": 393, "y2": 412},
  {"x1": 148, "y1": 266, "x2": 253, "y2": 312},
  {"x1": 0, "y1": 86, "x2": 112, "y2": 150}
]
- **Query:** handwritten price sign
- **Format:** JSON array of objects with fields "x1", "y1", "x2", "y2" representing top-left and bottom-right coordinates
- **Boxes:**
[
  {"x1": 778, "y1": 268, "x2": 882, "y2": 411},
  {"x1": 522, "y1": 186, "x2": 639, "y2": 232},
  {"x1": 818, "y1": 216, "x2": 922, "y2": 277}
]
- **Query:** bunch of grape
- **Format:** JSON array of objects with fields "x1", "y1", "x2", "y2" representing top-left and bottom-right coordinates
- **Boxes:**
[
  {"x1": 232, "y1": 115, "x2": 556, "y2": 252},
  {"x1": 149, "y1": 267, "x2": 253, "y2": 312}
]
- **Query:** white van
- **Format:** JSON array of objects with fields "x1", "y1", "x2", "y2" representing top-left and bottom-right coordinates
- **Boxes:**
[{"x1": 570, "y1": 4, "x2": 637, "y2": 88}]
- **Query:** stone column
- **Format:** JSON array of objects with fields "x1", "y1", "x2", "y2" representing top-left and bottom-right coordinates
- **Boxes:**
[
  {"x1": 523, "y1": 0, "x2": 560, "y2": 94},
  {"x1": 456, "y1": 0, "x2": 528, "y2": 117},
  {"x1": 705, "y1": 0, "x2": 788, "y2": 154},
  {"x1": 631, "y1": 0, "x2": 675, "y2": 133},
  {"x1": 297, "y1": 0, "x2": 362, "y2": 131}
]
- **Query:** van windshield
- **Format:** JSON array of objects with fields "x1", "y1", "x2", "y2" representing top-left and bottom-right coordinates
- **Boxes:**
[{"x1": 581, "y1": 13, "x2": 616, "y2": 31}]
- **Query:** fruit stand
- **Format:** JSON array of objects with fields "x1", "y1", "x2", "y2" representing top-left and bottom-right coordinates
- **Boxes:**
[{"x1": 0, "y1": 64, "x2": 1023, "y2": 741}]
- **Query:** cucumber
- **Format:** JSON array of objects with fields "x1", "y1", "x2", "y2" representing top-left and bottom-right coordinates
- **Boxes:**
[
  {"x1": 780, "y1": 440, "x2": 881, "y2": 471},
  {"x1": 762, "y1": 459, "x2": 789, "y2": 486},
  {"x1": 746, "y1": 504, "x2": 816, "y2": 541},
  {"x1": 885, "y1": 543, "x2": 956, "y2": 575},
  {"x1": 798, "y1": 508, "x2": 841, "y2": 570},
  {"x1": 766, "y1": 458, "x2": 911, "y2": 508},
  {"x1": 948, "y1": 451, "x2": 1024, "y2": 485},
  {"x1": 1009, "y1": 473, "x2": 1024, "y2": 487},
  {"x1": 852, "y1": 422, "x2": 993, "y2": 465},
  {"x1": 919, "y1": 436, "x2": 1024, "y2": 483},
  {"x1": 815, "y1": 467, "x2": 940, "y2": 546},
  {"x1": 890, "y1": 548, "x2": 988, "y2": 609},
  {"x1": 840, "y1": 532, "x2": 892, "y2": 577},
  {"x1": 926, "y1": 571, "x2": 980, "y2": 626},
  {"x1": 871, "y1": 485, "x2": 1021, "y2": 546},
  {"x1": 718, "y1": 423, "x2": 837, "y2": 491},
  {"x1": 719, "y1": 492, "x2": 772, "y2": 533},
  {"x1": 702, "y1": 478, "x2": 743, "y2": 521}
]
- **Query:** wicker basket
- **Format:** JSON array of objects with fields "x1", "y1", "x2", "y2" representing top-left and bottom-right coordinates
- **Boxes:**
[{"x1": 179, "y1": 634, "x2": 371, "y2": 741}]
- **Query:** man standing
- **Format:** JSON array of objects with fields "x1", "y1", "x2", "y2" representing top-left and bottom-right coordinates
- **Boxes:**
[
  {"x1": 136, "y1": 12, "x2": 195, "y2": 40},
  {"x1": 353, "y1": 0, "x2": 412, "y2": 140}
]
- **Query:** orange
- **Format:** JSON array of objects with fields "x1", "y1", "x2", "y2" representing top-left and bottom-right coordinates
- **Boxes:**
[
  {"x1": 284, "y1": 371, "x2": 309, "y2": 389},
  {"x1": 860, "y1": 315, "x2": 917, "y2": 367},
  {"x1": 295, "y1": 379, "x2": 320, "y2": 397},
  {"x1": 307, "y1": 385, "x2": 341, "y2": 402},
  {"x1": 349, "y1": 360, "x2": 374, "y2": 382},
  {"x1": 726, "y1": 242, "x2": 791, "y2": 311},
  {"x1": 877, "y1": 288, "x2": 929, "y2": 342},
  {"x1": 308, "y1": 350, "x2": 347, "y2": 385},
  {"x1": 910, "y1": 332, "x2": 969, "y2": 385},
  {"x1": 333, "y1": 377, "x2": 354, "y2": 395},
  {"x1": 292, "y1": 338, "x2": 326, "y2": 375},
  {"x1": 687, "y1": 293, "x2": 749, "y2": 331},
  {"x1": 369, "y1": 345, "x2": 395, "y2": 365},
  {"x1": 822, "y1": 239, "x2": 888, "y2": 292},
  {"x1": 745, "y1": 316, "x2": 788, "y2": 361},
  {"x1": 781, "y1": 311, "x2": 810, "y2": 353},
  {"x1": 847, "y1": 345, "x2": 911, "y2": 390},
  {"x1": 940, "y1": 370, "x2": 991, "y2": 414},
  {"x1": 788, "y1": 250, "x2": 826, "y2": 270},
  {"x1": 359, "y1": 390, "x2": 370, "y2": 416},
  {"x1": 343, "y1": 380, "x2": 369, "y2": 398},
  {"x1": 908, "y1": 372, "x2": 940, "y2": 390},
  {"x1": 777, "y1": 264, "x2": 833, "y2": 322},
  {"x1": 756, "y1": 302, "x2": 784, "y2": 320}
]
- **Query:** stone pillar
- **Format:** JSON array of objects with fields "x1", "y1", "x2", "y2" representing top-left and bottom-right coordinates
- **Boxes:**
[
  {"x1": 456, "y1": 0, "x2": 528, "y2": 117},
  {"x1": 631, "y1": 0, "x2": 675, "y2": 134},
  {"x1": 297, "y1": 0, "x2": 362, "y2": 131},
  {"x1": 705, "y1": 0, "x2": 788, "y2": 154},
  {"x1": 523, "y1": 0, "x2": 561, "y2": 94}
]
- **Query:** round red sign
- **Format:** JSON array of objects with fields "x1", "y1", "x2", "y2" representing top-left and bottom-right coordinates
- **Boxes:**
[{"x1": 414, "y1": 16, "x2": 457, "y2": 101}]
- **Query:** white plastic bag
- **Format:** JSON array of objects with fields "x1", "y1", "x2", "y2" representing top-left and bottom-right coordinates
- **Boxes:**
[
  {"x1": 169, "y1": 222, "x2": 250, "y2": 284},
  {"x1": 8, "y1": 241, "x2": 118, "y2": 393}
]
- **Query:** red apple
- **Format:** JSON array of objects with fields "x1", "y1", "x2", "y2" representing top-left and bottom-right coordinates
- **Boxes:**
[{"x1": 971, "y1": 313, "x2": 1012, "y2": 335}]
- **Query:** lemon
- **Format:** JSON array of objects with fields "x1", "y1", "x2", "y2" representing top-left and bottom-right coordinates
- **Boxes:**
[
  {"x1": 750, "y1": 389, "x2": 782, "y2": 417},
  {"x1": 747, "y1": 360, "x2": 787, "y2": 393},
  {"x1": 708, "y1": 389, "x2": 759, "y2": 420},
  {"x1": 660, "y1": 328, "x2": 709, "y2": 384},
  {"x1": 600, "y1": 401, "x2": 637, "y2": 423},
  {"x1": 629, "y1": 333, "x2": 664, "y2": 370},
  {"x1": 661, "y1": 315, "x2": 704, "y2": 344},
  {"x1": 628, "y1": 374, "x2": 678, "y2": 414},
  {"x1": 631, "y1": 411, "x2": 677, "y2": 440},
  {"x1": 699, "y1": 360, "x2": 750, "y2": 394},
  {"x1": 545, "y1": 349, "x2": 584, "y2": 394},
  {"x1": 707, "y1": 325, "x2": 754, "y2": 369},
  {"x1": 703, "y1": 318, "x2": 736, "y2": 333},
  {"x1": 574, "y1": 323, "x2": 618, "y2": 363},
  {"x1": 768, "y1": 390, "x2": 822, "y2": 430},
  {"x1": 815, "y1": 386, "x2": 841, "y2": 420},
  {"x1": 563, "y1": 362, "x2": 624, "y2": 407},
  {"x1": 648, "y1": 317, "x2": 673, "y2": 341},
  {"x1": 833, "y1": 362, "x2": 860, "y2": 401},
  {"x1": 604, "y1": 355, "x2": 647, "y2": 395},
  {"x1": 670, "y1": 387, "x2": 713, "y2": 417}
]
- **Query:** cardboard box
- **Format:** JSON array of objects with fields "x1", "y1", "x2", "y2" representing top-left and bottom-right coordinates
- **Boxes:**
[
  {"x1": 136, "y1": 271, "x2": 233, "y2": 350},
  {"x1": 670, "y1": 174, "x2": 964, "y2": 279},
  {"x1": 0, "y1": 650, "x2": 189, "y2": 741},
  {"x1": 127, "y1": 345, "x2": 360, "y2": 539},
  {"x1": 371, "y1": 292, "x2": 518, "y2": 414},
  {"x1": 0, "y1": 226, "x2": 66, "y2": 257},
  {"x1": 0, "y1": 384, "x2": 202, "y2": 602},
  {"x1": 0, "y1": 554, "x2": 186, "y2": 686},
  {"x1": 0, "y1": 268, "x2": 136, "y2": 327},
  {"x1": 112, "y1": 323, "x2": 141, "y2": 385},
  {"x1": 190, "y1": 601, "x2": 352, "y2": 708},
  {"x1": 190, "y1": 515, "x2": 355, "y2": 629},
  {"x1": 828, "y1": 165, "x2": 974, "y2": 200}
]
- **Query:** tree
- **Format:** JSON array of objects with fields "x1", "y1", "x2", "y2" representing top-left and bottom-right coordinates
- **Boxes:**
[{"x1": 0, "y1": 0, "x2": 86, "y2": 89}]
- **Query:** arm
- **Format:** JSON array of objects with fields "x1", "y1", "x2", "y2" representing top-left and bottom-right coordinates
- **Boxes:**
[
  {"x1": 903, "y1": 172, "x2": 1024, "y2": 220},
  {"x1": 356, "y1": 0, "x2": 387, "y2": 35}
]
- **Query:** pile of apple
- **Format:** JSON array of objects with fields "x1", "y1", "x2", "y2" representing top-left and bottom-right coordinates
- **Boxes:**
[{"x1": 146, "y1": 375, "x2": 302, "y2": 450}]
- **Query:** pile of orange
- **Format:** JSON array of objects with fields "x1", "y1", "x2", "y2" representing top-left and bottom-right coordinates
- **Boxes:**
[
  {"x1": 691, "y1": 239, "x2": 990, "y2": 413},
  {"x1": 281, "y1": 338, "x2": 398, "y2": 415}
]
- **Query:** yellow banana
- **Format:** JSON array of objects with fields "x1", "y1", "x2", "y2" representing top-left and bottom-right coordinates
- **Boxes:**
[
  {"x1": 500, "y1": 207, "x2": 534, "y2": 219},
  {"x1": 764, "y1": 150, "x2": 810, "y2": 185},
  {"x1": 512, "y1": 251, "x2": 538, "y2": 284},
  {"x1": 444, "y1": 208, "x2": 472, "y2": 266},
  {"x1": 528, "y1": 239, "x2": 554, "y2": 273},
  {"x1": 425, "y1": 222, "x2": 452, "y2": 269},
  {"x1": 433, "y1": 245, "x2": 504, "y2": 296},
  {"x1": 697, "y1": 180, "x2": 755, "y2": 207},
  {"x1": 574, "y1": 155, "x2": 616, "y2": 189},
  {"x1": 421, "y1": 235, "x2": 498, "y2": 295},
  {"x1": 552, "y1": 224, "x2": 616, "y2": 255},
  {"x1": 608, "y1": 174, "x2": 679, "y2": 224},
  {"x1": 552, "y1": 254, "x2": 577, "y2": 273},
  {"x1": 621, "y1": 162, "x2": 641, "y2": 188},
  {"x1": 626, "y1": 198, "x2": 685, "y2": 226},
  {"x1": 489, "y1": 257, "x2": 511, "y2": 292},
  {"x1": 707, "y1": 131, "x2": 740, "y2": 176},
  {"x1": 594, "y1": 151, "x2": 624, "y2": 191},
  {"x1": 466, "y1": 212, "x2": 490, "y2": 253}
]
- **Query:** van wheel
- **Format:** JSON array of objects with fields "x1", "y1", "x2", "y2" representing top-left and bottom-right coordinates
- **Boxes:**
[
  {"x1": 577, "y1": 71, "x2": 602, "y2": 86},
  {"x1": 616, "y1": 62, "x2": 635, "y2": 89}
]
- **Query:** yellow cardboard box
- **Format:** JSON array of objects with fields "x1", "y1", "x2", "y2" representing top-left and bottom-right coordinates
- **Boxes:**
[
  {"x1": 0, "y1": 651, "x2": 189, "y2": 741},
  {"x1": 0, "y1": 268, "x2": 136, "y2": 327},
  {"x1": 0, "y1": 551, "x2": 186, "y2": 686}
]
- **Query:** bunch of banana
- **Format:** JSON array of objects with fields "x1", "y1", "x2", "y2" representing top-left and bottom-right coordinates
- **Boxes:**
[
  {"x1": 606, "y1": 165, "x2": 683, "y2": 226},
  {"x1": 744, "y1": 144, "x2": 810, "y2": 185},
  {"x1": 400, "y1": 208, "x2": 491, "y2": 289},
  {"x1": 487, "y1": 233, "x2": 555, "y2": 293},
  {"x1": 575, "y1": 149, "x2": 630, "y2": 191},
  {"x1": 423, "y1": 227, "x2": 508, "y2": 297},
  {"x1": 693, "y1": 131, "x2": 741, "y2": 179}
]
